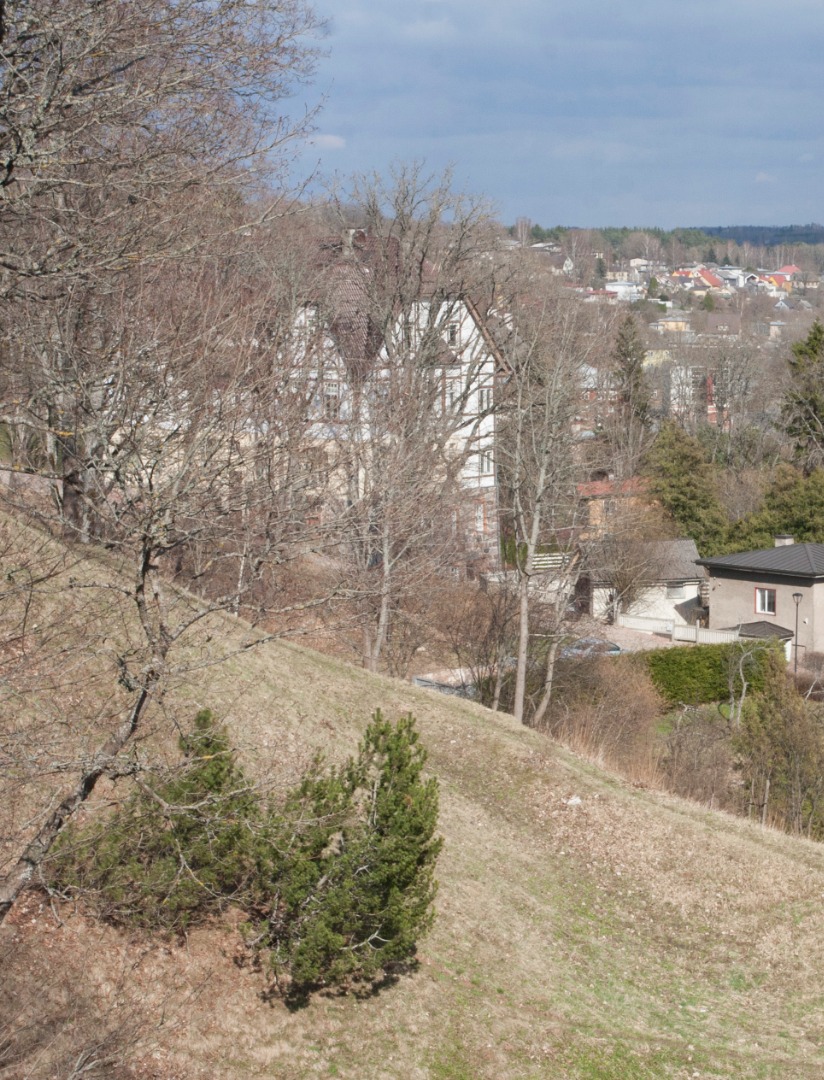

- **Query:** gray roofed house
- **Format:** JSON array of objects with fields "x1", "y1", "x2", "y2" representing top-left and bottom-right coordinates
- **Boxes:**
[
  {"x1": 582, "y1": 537, "x2": 705, "y2": 626},
  {"x1": 697, "y1": 540, "x2": 824, "y2": 579},
  {"x1": 697, "y1": 539, "x2": 824, "y2": 666}
]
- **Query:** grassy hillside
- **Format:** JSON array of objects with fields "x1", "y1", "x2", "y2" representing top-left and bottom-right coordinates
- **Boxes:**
[{"x1": 3, "y1": 534, "x2": 824, "y2": 1078}]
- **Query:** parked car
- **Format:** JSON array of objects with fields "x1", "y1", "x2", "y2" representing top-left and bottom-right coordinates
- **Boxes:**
[{"x1": 559, "y1": 637, "x2": 622, "y2": 659}]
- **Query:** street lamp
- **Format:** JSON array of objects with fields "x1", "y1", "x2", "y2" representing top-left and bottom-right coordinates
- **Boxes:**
[{"x1": 793, "y1": 592, "x2": 803, "y2": 675}]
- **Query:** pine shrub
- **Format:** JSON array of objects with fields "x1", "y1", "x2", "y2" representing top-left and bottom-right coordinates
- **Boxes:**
[
  {"x1": 47, "y1": 708, "x2": 442, "y2": 996},
  {"x1": 253, "y1": 710, "x2": 442, "y2": 991},
  {"x1": 48, "y1": 709, "x2": 262, "y2": 932}
]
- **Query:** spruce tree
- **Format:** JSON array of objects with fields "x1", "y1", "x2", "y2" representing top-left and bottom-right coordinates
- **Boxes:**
[
  {"x1": 612, "y1": 314, "x2": 651, "y2": 428},
  {"x1": 782, "y1": 320, "x2": 824, "y2": 474},
  {"x1": 643, "y1": 422, "x2": 727, "y2": 555}
]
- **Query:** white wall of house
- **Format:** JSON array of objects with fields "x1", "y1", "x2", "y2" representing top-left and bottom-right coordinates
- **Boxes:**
[
  {"x1": 592, "y1": 581, "x2": 702, "y2": 624},
  {"x1": 295, "y1": 295, "x2": 502, "y2": 561}
]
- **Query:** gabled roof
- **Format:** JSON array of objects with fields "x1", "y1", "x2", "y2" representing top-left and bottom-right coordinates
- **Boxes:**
[
  {"x1": 697, "y1": 542, "x2": 824, "y2": 579},
  {"x1": 653, "y1": 538, "x2": 703, "y2": 580},
  {"x1": 697, "y1": 269, "x2": 723, "y2": 289},
  {"x1": 583, "y1": 538, "x2": 702, "y2": 583}
]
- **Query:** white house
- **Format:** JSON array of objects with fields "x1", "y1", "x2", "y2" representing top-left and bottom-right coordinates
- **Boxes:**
[
  {"x1": 292, "y1": 230, "x2": 510, "y2": 568},
  {"x1": 582, "y1": 539, "x2": 704, "y2": 626}
]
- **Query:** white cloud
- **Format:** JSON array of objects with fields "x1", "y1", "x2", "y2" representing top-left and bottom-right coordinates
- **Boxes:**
[
  {"x1": 312, "y1": 134, "x2": 347, "y2": 150},
  {"x1": 755, "y1": 171, "x2": 777, "y2": 184}
]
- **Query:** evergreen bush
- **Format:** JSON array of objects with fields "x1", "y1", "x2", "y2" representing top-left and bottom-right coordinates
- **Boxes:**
[
  {"x1": 48, "y1": 709, "x2": 262, "y2": 932},
  {"x1": 644, "y1": 642, "x2": 776, "y2": 705},
  {"x1": 47, "y1": 708, "x2": 441, "y2": 996},
  {"x1": 253, "y1": 710, "x2": 442, "y2": 991}
]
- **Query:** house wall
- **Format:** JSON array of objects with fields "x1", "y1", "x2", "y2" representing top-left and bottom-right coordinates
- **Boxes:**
[
  {"x1": 298, "y1": 295, "x2": 503, "y2": 571},
  {"x1": 591, "y1": 581, "x2": 702, "y2": 624},
  {"x1": 705, "y1": 570, "x2": 821, "y2": 661}
]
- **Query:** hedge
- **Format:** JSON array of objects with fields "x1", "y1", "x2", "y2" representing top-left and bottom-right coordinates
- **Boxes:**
[{"x1": 644, "y1": 641, "x2": 780, "y2": 705}]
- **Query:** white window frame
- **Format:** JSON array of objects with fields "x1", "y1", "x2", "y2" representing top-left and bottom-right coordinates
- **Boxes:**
[
  {"x1": 322, "y1": 380, "x2": 341, "y2": 420},
  {"x1": 478, "y1": 448, "x2": 494, "y2": 476},
  {"x1": 755, "y1": 587, "x2": 776, "y2": 615}
]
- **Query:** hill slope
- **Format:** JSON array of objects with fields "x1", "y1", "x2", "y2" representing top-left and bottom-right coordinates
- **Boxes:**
[{"x1": 3, "y1": 544, "x2": 824, "y2": 1079}]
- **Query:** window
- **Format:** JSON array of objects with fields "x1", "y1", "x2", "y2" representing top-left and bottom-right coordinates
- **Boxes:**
[
  {"x1": 478, "y1": 385, "x2": 493, "y2": 413},
  {"x1": 666, "y1": 582, "x2": 685, "y2": 599},
  {"x1": 323, "y1": 381, "x2": 340, "y2": 420},
  {"x1": 446, "y1": 321, "x2": 459, "y2": 346},
  {"x1": 474, "y1": 503, "x2": 485, "y2": 533},
  {"x1": 755, "y1": 587, "x2": 776, "y2": 615},
  {"x1": 478, "y1": 448, "x2": 494, "y2": 476},
  {"x1": 301, "y1": 303, "x2": 319, "y2": 332}
]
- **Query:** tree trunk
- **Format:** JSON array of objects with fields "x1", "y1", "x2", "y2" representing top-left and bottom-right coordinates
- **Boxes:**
[
  {"x1": 0, "y1": 681, "x2": 155, "y2": 925},
  {"x1": 532, "y1": 637, "x2": 560, "y2": 728},
  {"x1": 513, "y1": 572, "x2": 530, "y2": 724},
  {"x1": 491, "y1": 646, "x2": 505, "y2": 711}
]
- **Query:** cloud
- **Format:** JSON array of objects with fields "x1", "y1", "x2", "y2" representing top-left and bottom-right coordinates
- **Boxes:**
[
  {"x1": 312, "y1": 134, "x2": 346, "y2": 150},
  {"x1": 306, "y1": 1, "x2": 824, "y2": 225}
]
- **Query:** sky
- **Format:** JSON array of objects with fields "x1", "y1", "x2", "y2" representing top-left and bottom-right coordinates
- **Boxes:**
[{"x1": 291, "y1": 0, "x2": 824, "y2": 230}]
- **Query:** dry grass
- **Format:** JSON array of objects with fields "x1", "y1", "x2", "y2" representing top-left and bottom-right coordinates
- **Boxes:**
[{"x1": 4, "y1": 523, "x2": 824, "y2": 1078}]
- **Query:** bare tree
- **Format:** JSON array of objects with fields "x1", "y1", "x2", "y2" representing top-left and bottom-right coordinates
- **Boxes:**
[
  {"x1": 309, "y1": 166, "x2": 507, "y2": 672},
  {"x1": 440, "y1": 573, "x2": 519, "y2": 711},
  {"x1": 0, "y1": 0, "x2": 323, "y2": 925},
  {"x1": 582, "y1": 502, "x2": 676, "y2": 624},
  {"x1": 497, "y1": 285, "x2": 596, "y2": 725},
  {"x1": 0, "y1": 251, "x2": 330, "y2": 922},
  {"x1": 0, "y1": 0, "x2": 321, "y2": 298}
]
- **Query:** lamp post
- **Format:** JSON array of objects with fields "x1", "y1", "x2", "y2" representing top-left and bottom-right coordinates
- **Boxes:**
[{"x1": 793, "y1": 592, "x2": 803, "y2": 675}]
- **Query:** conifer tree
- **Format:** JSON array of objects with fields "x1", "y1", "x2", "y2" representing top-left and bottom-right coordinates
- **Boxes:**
[
  {"x1": 613, "y1": 313, "x2": 651, "y2": 429},
  {"x1": 782, "y1": 320, "x2": 824, "y2": 474},
  {"x1": 643, "y1": 421, "x2": 727, "y2": 555},
  {"x1": 264, "y1": 711, "x2": 442, "y2": 992}
]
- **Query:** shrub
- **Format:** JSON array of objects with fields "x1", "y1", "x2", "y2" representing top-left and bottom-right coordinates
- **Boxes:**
[
  {"x1": 547, "y1": 656, "x2": 665, "y2": 782},
  {"x1": 48, "y1": 709, "x2": 262, "y2": 932},
  {"x1": 253, "y1": 710, "x2": 442, "y2": 991},
  {"x1": 660, "y1": 705, "x2": 735, "y2": 808},
  {"x1": 644, "y1": 642, "x2": 778, "y2": 706},
  {"x1": 48, "y1": 708, "x2": 441, "y2": 996}
]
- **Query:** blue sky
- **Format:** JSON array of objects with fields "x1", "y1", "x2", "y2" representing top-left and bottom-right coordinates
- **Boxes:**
[{"x1": 293, "y1": 0, "x2": 824, "y2": 229}]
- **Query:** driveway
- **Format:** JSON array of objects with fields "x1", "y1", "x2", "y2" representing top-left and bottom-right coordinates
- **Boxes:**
[{"x1": 568, "y1": 615, "x2": 682, "y2": 654}]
